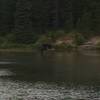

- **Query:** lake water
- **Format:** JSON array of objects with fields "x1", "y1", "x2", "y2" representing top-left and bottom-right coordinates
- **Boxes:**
[{"x1": 0, "y1": 50, "x2": 100, "y2": 100}]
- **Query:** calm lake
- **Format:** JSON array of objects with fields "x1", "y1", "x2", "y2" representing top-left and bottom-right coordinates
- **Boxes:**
[{"x1": 0, "y1": 50, "x2": 100, "y2": 100}]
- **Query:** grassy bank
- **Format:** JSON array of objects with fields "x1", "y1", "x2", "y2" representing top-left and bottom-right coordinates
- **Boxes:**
[
  {"x1": 0, "y1": 31, "x2": 100, "y2": 52},
  {"x1": 0, "y1": 48, "x2": 33, "y2": 52},
  {"x1": 0, "y1": 43, "x2": 35, "y2": 52}
]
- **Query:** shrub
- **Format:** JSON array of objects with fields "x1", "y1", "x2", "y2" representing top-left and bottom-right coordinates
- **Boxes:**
[
  {"x1": 55, "y1": 43, "x2": 75, "y2": 50},
  {"x1": 74, "y1": 33, "x2": 86, "y2": 45},
  {"x1": 47, "y1": 30, "x2": 66, "y2": 39}
]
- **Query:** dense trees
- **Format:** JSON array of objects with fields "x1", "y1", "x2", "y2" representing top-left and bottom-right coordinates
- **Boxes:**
[{"x1": 0, "y1": 0, "x2": 100, "y2": 43}]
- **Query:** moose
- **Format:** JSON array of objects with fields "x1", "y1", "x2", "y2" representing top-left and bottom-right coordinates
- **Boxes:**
[{"x1": 39, "y1": 43, "x2": 54, "y2": 54}]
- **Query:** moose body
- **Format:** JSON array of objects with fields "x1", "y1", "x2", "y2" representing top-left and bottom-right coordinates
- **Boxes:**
[{"x1": 39, "y1": 43, "x2": 54, "y2": 54}]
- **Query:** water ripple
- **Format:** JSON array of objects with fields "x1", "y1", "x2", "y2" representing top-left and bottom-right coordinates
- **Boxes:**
[{"x1": 0, "y1": 81, "x2": 99, "y2": 100}]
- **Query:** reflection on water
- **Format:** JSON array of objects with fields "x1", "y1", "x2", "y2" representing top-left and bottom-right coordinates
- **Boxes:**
[
  {"x1": 0, "y1": 51, "x2": 100, "y2": 99},
  {"x1": 0, "y1": 69, "x2": 13, "y2": 76},
  {"x1": 0, "y1": 61, "x2": 15, "y2": 64}
]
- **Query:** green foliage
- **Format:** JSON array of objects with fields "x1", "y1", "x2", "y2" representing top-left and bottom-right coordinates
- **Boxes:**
[
  {"x1": 74, "y1": 33, "x2": 86, "y2": 45},
  {"x1": 35, "y1": 35, "x2": 52, "y2": 47},
  {"x1": 14, "y1": 33, "x2": 38, "y2": 44},
  {"x1": 47, "y1": 30, "x2": 66, "y2": 38},
  {"x1": 0, "y1": 42, "x2": 34, "y2": 49},
  {"x1": 0, "y1": 0, "x2": 100, "y2": 35},
  {"x1": 0, "y1": 0, "x2": 100, "y2": 48},
  {"x1": 55, "y1": 43, "x2": 75, "y2": 51}
]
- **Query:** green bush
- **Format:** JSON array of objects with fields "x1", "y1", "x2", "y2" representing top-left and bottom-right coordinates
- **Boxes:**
[
  {"x1": 55, "y1": 43, "x2": 75, "y2": 50},
  {"x1": 47, "y1": 30, "x2": 66, "y2": 39},
  {"x1": 35, "y1": 35, "x2": 52, "y2": 47},
  {"x1": 74, "y1": 33, "x2": 86, "y2": 45}
]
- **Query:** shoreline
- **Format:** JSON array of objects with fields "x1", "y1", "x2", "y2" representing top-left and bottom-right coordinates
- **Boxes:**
[
  {"x1": 0, "y1": 46, "x2": 99, "y2": 53},
  {"x1": 0, "y1": 48, "x2": 34, "y2": 52}
]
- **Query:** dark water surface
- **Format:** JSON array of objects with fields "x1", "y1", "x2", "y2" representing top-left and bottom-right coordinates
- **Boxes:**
[{"x1": 0, "y1": 51, "x2": 100, "y2": 100}]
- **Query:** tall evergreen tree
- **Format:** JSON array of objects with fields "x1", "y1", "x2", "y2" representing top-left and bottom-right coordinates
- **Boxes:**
[{"x1": 0, "y1": 0, "x2": 100, "y2": 40}]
